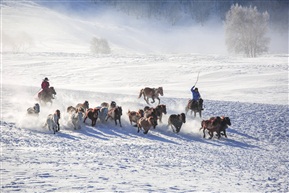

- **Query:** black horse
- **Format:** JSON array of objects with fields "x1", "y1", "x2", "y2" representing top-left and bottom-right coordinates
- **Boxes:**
[{"x1": 185, "y1": 98, "x2": 203, "y2": 118}]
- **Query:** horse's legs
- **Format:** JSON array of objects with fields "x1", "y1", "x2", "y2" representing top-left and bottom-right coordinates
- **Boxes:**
[
  {"x1": 199, "y1": 110, "x2": 202, "y2": 118},
  {"x1": 203, "y1": 128, "x2": 206, "y2": 138},
  {"x1": 208, "y1": 131, "x2": 213, "y2": 139},
  {"x1": 145, "y1": 97, "x2": 150, "y2": 105},
  {"x1": 117, "y1": 117, "x2": 122, "y2": 127},
  {"x1": 170, "y1": 124, "x2": 175, "y2": 133},
  {"x1": 137, "y1": 124, "x2": 141, "y2": 133},
  {"x1": 151, "y1": 97, "x2": 155, "y2": 104},
  {"x1": 216, "y1": 129, "x2": 222, "y2": 139},
  {"x1": 176, "y1": 127, "x2": 180, "y2": 133},
  {"x1": 157, "y1": 97, "x2": 160, "y2": 105},
  {"x1": 194, "y1": 111, "x2": 197, "y2": 118},
  {"x1": 223, "y1": 130, "x2": 227, "y2": 138},
  {"x1": 185, "y1": 107, "x2": 189, "y2": 115},
  {"x1": 159, "y1": 114, "x2": 162, "y2": 123}
]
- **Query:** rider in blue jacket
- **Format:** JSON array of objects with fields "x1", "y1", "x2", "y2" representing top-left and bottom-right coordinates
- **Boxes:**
[
  {"x1": 191, "y1": 86, "x2": 201, "y2": 100},
  {"x1": 191, "y1": 86, "x2": 203, "y2": 109}
]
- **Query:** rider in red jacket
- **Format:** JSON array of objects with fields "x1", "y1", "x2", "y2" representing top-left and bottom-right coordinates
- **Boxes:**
[
  {"x1": 40, "y1": 77, "x2": 50, "y2": 98},
  {"x1": 41, "y1": 77, "x2": 50, "y2": 90}
]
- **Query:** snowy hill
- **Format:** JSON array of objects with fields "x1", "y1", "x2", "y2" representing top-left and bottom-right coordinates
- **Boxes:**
[{"x1": 1, "y1": 1, "x2": 289, "y2": 192}]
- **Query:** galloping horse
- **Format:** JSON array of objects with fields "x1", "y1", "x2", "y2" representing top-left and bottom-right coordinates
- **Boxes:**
[
  {"x1": 138, "y1": 87, "x2": 163, "y2": 105},
  {"x1": 168, "y1": 113, "x2": 186, "y2": 133},
  {"x1": 185, "y1": 99, "x2": 203, "y2": 118},
  {"x1": 38, "y1": 87, "x2": 56, "y2": 105}
]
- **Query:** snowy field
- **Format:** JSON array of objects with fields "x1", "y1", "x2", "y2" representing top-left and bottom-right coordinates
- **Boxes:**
[{"x1": 1, "y1": 1, "x2": 289, "y2": 192}]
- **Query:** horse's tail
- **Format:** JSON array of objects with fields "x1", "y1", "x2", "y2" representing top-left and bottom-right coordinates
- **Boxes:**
[{"x1": 138, "y1": 89, "x2": 144, "y2": 98}]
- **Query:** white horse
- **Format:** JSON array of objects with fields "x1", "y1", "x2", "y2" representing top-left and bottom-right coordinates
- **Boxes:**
[
  {"x1": 70, "y1": 111, "x2": 83, "y2": 130},
  {"x1": 44, "y1": 110, "x2": 60, "y2": 134},
  {"x1": 98, "y1": 107, "x2": 108, "y2": 123}
]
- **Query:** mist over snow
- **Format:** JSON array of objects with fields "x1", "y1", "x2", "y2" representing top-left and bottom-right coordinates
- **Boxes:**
[
  {"x1": 1, "y1": 1, "x2": 289, "y2": 193},
  {"x1": 1, "y1": 0, "x2": 231, "y2": 54},
  {"x1": 2, "y1": 0, "x2": 288, "y2": 54}
]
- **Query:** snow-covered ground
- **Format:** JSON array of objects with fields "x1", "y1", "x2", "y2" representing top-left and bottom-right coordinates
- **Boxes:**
[{"x1": 1, "y1": 1, "x2": 289, "y2": 192}]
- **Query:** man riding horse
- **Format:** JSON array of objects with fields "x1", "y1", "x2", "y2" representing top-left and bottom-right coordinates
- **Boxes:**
[
  {"x1": 190, "y1": 86, "x2": 203, "y2": 110},
  {"x1": 39, "y1": 77, "x2": 54, "y2": 99}
]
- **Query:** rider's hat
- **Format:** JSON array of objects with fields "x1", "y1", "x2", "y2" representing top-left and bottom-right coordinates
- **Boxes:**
[
  {"x1": 195, "y1": 87, "x2": 198, "y2": 91},
  {"x1": 44, "y1": 77, "x2": 49, "y2": 81}
]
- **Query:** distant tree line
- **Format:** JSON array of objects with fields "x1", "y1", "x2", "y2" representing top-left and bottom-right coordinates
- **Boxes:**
[{"x1": 91, "y1": 0, "x2": 288, "y2": 28}]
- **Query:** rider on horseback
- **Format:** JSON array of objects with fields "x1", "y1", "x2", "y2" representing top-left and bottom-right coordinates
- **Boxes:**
[
  {"x1": 40, "y1": 77, "x2": 54, "y2": 99},
  {"x1": 191, "y1": 86, "x2": 203, "y2": 110}
]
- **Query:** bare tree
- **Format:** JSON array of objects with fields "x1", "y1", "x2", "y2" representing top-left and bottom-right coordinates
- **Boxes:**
[
  {"x1": 224, "y1": 4, "x2": 270, "y2": 57},
  {"x1": 90, "y1": 37, "x2": 111, "y2": 54}
]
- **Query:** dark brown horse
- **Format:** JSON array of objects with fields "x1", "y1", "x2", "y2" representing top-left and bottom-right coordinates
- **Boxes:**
[
  {"x1": 185, "y1": 99, "x2": 203, "y2": 118},
  {"x1": 200, "y1": 116, "x2": 231, "y2": 139},
  {"x1": 217, "y1": 116, "x2": 231, "y2": 138},
  {"x1": 106, "y1": 106, "x2": 122, "y2": 127},
  {"x1": 138, "y1": 87, "x2": 163, "y2": 105},
  {"x1": 168, "y1": 113, "x2": 186, "y2": 133},
  {"x1": 38, "y1": 87, "x2": 56, "y2": 105},
  {"x1": 83, "y1": 108, "x2": 100, "y2": 126},
  {"x1": 155, "y1": 104, "x2": 167, "y2": 123}
]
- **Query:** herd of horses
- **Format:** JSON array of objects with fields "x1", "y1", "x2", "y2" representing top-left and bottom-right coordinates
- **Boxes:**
[{"x1": 27, "y1": 86, "x2": 231, "y2": 139}]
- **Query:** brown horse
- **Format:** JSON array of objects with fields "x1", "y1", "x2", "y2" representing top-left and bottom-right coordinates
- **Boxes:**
[
  {"x1": 168, "y1": 113, "x2": 186, "y2": 133},
  {"x1": 83, "y1": 108, "x2": 100, "y2": 126},
  {"x1": 106, "y1": 106, "x2": 122, "y2": 127},
  {"x1": 154, "y1": 104, "x2": 167, "y2": 123},
  {"x1": 144, "y1": 107, "x2": 158, "y2": 128},
  {"x1": 38, "y1": 87, "x2": 56, "y2": 105},
  {"x1": 67, "y1": 106, "x2": 77, "y2": 114},
  {"x1": 127, "y1": 109, "x2": 144, "y2": 126},
  {"x1": 185, "y1": 99, "x2": 203, "y2": 118},
  {"x1": 200, "y1": 117, "x2": 221, "y2": 139},
  {"x1": 200, "y1": 116, "x2": 231, "y2": 139},
  {"x1": 138, "y1": 87, "x2": 163, "y2": 105},
  {"x1": 76, "y1": 101, "x2": 89, "y2": 112},
  {"x1": 137, "y1": 116, "x2": 157, "y2": 134}
]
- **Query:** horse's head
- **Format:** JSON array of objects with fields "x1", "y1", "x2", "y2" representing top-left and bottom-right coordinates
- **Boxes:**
[
  {"x1": 111, "y1": 101, "x2": 116, "y2": 108},
  {"x1": 50, "y1": 87, "x2": 57, "y2": 95},
  {"x1": 180, "y1": 113, "x2": 186, "y2": 123},
  {"x1": 157, "y1": 87, "x2": 163, "y2": 96},
  {"x1": 84, "y1": 101, "x2": 89, "y2": 109},
  {"x1": 117, "y1": 106, "x2": 122, "y2": 116},
  {"x1": 144, "y1": 106, "x2": 150, "y2": 111},
  {"x1": 223, "y1": 116, "x2": 231, "y2": 126},
  {"x1": 138, "y1": 109, "x2": 144, "y2": 117}
]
